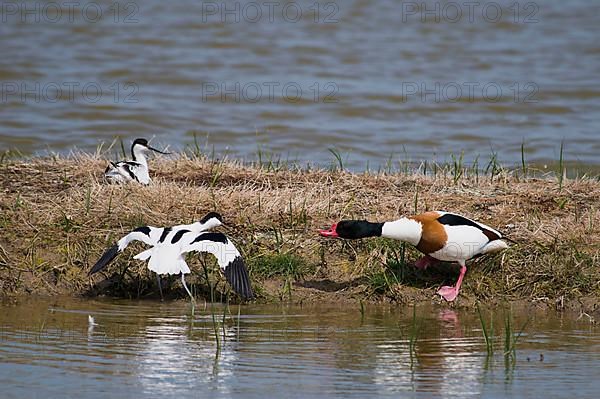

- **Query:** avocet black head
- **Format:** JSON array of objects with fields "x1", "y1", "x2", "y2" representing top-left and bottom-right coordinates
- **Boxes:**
[
  {"x1": 131, "y1": 138, "x2": 170, "y2": 159},
  {"x1": 199, "y1": 212, "x2": 223, "y2": 230}
]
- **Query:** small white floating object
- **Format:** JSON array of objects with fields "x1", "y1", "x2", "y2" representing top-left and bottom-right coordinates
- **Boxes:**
[{"x1": 88, "y1": 315, "x2": 98, "y2": 333}]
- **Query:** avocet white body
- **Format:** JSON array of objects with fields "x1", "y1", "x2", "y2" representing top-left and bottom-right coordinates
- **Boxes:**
[
  {"x1": 89, "y1": 212, "x2": 253, "y2": 300},
  {"x1": 104, "y1": 138, "x2": 169, "y2": 185}
]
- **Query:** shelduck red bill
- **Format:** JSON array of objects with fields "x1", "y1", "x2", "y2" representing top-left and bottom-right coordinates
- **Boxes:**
[{"x1": 319, "y1": 223, "x2": 339, "y2": 238}]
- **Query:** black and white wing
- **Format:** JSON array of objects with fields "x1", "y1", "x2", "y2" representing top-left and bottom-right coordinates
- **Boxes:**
[
  {"x1": 436, "y1": 212, "x2": 503, "y2": 241},
  {"x1": 435, "y1": 211, "x2": 509, "y2": 258},
  {"x1": 89, "y1": 226, "x2": 159, "y2": 275},
  {"x1": 182, "y1": 232, "x2": 253, "y2": 299},
  {"x1": 104, "y1": 161, "x2": 143, "y2": 184}
]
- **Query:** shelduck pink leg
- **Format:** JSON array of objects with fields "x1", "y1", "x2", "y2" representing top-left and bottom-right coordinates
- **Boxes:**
[
  {"x1": 437, "y1": 260, "x2": 467, "y2": 302},
  {"x1": 414, "y1": 255, "x2": 439, "y2": 270}
]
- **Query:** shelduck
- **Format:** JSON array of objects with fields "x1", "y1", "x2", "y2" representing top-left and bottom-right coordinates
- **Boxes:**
[
  {"x1": 89, "y1": 212, "x2": 253, "y2": 301},
  {"x1": 104, "y1": 138, "x2": 169, "y2": 185},
  {"x1": 319, "y1": 211, "x2": 509, "y2": 302}
]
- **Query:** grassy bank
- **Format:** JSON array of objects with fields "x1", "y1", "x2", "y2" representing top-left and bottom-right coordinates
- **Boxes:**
[{"x1": 1, "y1": 152, "x2": 599, "y2": 309}]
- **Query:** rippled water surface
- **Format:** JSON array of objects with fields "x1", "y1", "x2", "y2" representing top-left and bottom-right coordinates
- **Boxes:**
[
  {"x1": 1, "y1": 298, "x2": 599, "y2": 398},
  {"x1": 0, "y1": 0, "x2": 599, "y2": 168}
]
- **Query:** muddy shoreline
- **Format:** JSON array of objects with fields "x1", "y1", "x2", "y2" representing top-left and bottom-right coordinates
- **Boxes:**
[{"x1": 1, "y1": 155, "x2": 599, "y2": 312}]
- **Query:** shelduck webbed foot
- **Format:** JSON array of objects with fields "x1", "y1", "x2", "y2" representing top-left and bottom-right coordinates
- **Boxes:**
[{"x1": 437, "y1": 285, "x2": 459, "y2": 302}]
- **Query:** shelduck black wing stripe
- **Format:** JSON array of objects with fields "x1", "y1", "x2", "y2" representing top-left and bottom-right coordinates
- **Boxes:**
[
  {"x1": 89, "y1": 244, "x2": 119, "y2": 275},
  {"x1": 158, "y1": 227, "x2": 172, "y2": 243},
  {"x1": 437, "y1": 213, "x2": 501, "y2": 241},
  {"x1": 171, "y1": 229, "x2": 191, "y2": 244},
  {"x1": 223, "y1": 256, "x2": 254, "y2": 299},
  {"x1": 191, "y1": 232, "x2": 228, "y2": 245}
]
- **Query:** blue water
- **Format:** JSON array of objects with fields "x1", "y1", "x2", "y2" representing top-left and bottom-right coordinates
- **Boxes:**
[
  {"x1": 0, "y1": 0, "x2": 599, "y2": 168},
  {"x1": 1, "y1": 298, "x2": 599, "y2": 398}
]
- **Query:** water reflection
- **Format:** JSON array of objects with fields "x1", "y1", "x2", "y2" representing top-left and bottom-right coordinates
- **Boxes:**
[
  {"x1": 372, "y1": 308, "x2": 482, "y2": 396},
  {"x1": 0, "y1": 298, "x2": 599, "y2": 398},
  {"x1": 1, "y1": 0, "x2": 599, "y2": 168},
  {"x1": 135, "y1": 317, "x2": 236, "y2": 396}
]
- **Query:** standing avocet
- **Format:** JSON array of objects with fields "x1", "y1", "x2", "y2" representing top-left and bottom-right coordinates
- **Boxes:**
[
  {"x1": 104, "y1": 138, "x2": 169, "y2": 185},
  {"x1": 319, "y1": 211, "x2": 509, "y2": 302},
  {"x1": 89, "y1": 212, "x2": 253, "y2": 301}
]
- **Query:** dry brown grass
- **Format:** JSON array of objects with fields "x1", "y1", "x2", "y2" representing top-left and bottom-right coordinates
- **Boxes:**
[{"x1": 1, "y1": 152, "x2": 599, "y2": 306}]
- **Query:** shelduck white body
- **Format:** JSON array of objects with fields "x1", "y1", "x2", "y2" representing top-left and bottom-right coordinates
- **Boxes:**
[
  {"x1": 104, "y1": 138, "x2": 169, "y2": 185},
  {"x1": 380, "y1": 212, "x2": 507, "y2": 262},
  {"x1": 319, "y1": 211, "x2": 509, "y2": 302},
  {"x1": 89, "y1": 212, "x2": 253, "y2": 300}
]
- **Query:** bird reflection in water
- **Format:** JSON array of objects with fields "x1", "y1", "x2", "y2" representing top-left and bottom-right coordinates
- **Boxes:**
[
  {"x1": 372, "y1": 307, "x2": 482, "y2": 396},
  {"x1": 135, "y1": 316, "x2": 239, "y2": 397}
]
